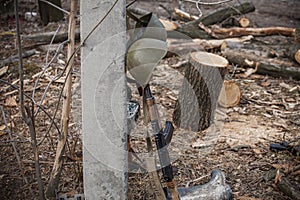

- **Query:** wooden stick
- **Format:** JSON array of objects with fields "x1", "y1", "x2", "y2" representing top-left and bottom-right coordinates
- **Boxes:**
[
  {"x1": 213, "y1": 27, "x2": 296, "y2": 38},
  {"x1": 45, "y1": 0, "x2": 78, "y2": 198},
  {"x1": 0, "y1": 49, "x2": 36, "y2": 68}
]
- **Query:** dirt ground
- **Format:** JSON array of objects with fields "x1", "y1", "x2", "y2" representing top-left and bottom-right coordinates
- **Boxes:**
[{"x1": 0, "y1": 0, "x2": 300, "y2": 199}]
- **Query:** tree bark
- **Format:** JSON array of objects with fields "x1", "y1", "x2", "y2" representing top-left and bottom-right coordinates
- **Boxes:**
[
  {"x1": 173, "y1": 51, "x2": 228, "y2": 131},
  {"x1": 222, "y1": 48, "x2": 300, "y2": 80},
  {"x1": 176, "y1": 0, "x2": 255, "y2": 38}
]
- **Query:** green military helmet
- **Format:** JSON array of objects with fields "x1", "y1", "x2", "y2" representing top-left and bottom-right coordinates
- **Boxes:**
[{"x1": 126, "y1": 38, "x2": 167, "y2": 85}]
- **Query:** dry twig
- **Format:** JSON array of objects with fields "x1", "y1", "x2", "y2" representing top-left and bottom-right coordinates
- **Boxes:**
[{"x1": 46, "y1": 0, "x2": 78, "y2": 197}]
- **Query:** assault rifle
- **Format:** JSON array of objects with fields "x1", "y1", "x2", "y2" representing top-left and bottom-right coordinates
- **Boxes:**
[{"x1": 126, "y1": 10, "x2": 233, "y2": 200}]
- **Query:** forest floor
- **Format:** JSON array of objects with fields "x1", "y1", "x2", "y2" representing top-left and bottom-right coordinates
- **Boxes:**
[{"x1": 0, "y1": 0, "x2": 299, "y2": 199}]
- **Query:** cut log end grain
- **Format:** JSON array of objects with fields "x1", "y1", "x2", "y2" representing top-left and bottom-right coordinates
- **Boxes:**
[
  {"x1": 159, "y1": 19, "x2": 178, "y2": 31},
  {"x1": 295, "y1": 49, "x2": 300, "y2": 64},
  {"x1": 190, "y1": 51, "x2": 229, "y2": 68},
  {"x1": 239, "y1": 16, "x2": 250, "y2": 28},
  {"x1": 218, "y1": 80, "x2": 241, "y2": 108}
]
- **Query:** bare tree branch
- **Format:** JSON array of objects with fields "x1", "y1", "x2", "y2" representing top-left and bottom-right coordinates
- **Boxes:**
[
  {"x1": 39, "y1": 0, "x2": 70, "y2": 15},
  {"x1": 15, "y1": 1, "x2": 45, "y2": 198}
]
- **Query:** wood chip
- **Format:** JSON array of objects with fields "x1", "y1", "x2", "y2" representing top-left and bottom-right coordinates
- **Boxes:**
[
  {"x1": 0, "y1": 66, "x2": 8, "y2": 76},
  {"x1": 5, "y1": 96, "x2": 18, "y2": 107}
]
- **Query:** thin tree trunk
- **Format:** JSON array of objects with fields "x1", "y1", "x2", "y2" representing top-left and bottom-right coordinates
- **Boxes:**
[
  {"x1": 46, "y1": 0, "x2": 77, "y2": 197},
  {"x1": 15, "y1": 0, "x2": 45, "y2": 199}
]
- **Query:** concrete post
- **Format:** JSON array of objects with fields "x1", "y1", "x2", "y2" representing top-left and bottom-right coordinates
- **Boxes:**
[{"x1": 81, "y1": 0, "x2": 127, "y2": 199}]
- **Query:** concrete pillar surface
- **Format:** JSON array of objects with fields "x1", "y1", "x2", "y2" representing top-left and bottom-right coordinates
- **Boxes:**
[{"x1": 81, "y1": 0, "x2": 127, "y2": 199}]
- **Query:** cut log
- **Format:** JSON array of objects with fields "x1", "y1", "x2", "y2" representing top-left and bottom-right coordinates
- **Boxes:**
[
  {"x1": 221, "y1": 41, "x2": 300, "y2": 64},
  {"x1": 167, "y1": 35, "x2": 253, "y2": 57},
  {"x1": 178, "y1": 169, "x2": 233, "y2": 200},
  {"x1": 239, "y1": 16, "x2": 250, "y2": 28},
  {"x1": 294, "y1": 49, "x2": 300, "y2": 64},
  {"x1": 173, "y1": 51, "x2": 228, "y2": 131},
  {"x1": 159, "y1": 19, "x2": 178, "y2": 31},
  {"x1": 174, "y1": 8, "x2": 199, "y2": 21},
  {"x1": 222, "y1": 48, "x2": 300, "y2": 80},
  {"x1": 176, "y1": 0, "x2": 255, "y2": 38},
  {"x1": 213, "y1": 27, "x2": 296, "y2": 38},
  {"x1": 218, "y1": 80, "x2": 241, "y2": 108}
]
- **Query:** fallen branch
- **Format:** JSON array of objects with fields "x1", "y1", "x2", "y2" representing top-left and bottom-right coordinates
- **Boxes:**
[
  {"x1": 176, "y1": 0, "x2": 255, "y2": 38},
  {"x1": 0, "y1": 49, "x2": 36, "y2": 68},
  {"x1": 23, "y1": 29, "x2": 80, "y2": 44},
  {"x1": 174, "y1": 8, "x2": 199, "y2": 21},
  {"x1": 213, "y1": 27, "x2": 297, "y2": 38},
  {"x1": 222, "y1": 48, "x2": 300, "y2": 80}
]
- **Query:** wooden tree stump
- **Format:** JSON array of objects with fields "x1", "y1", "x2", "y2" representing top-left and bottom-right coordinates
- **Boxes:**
[{"x1": 173, "y1": 52, "x2": 228, "y2": 131}]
